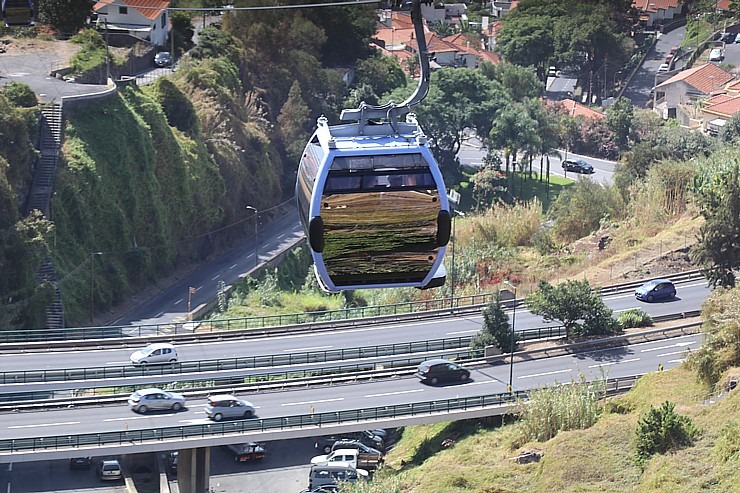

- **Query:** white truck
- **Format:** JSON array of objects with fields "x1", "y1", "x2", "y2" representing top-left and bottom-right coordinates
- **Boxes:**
[{"x1": 310, "y1": 447, "x2": 382, "y2": 470}]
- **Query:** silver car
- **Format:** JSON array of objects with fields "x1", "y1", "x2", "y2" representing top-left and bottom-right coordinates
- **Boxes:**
[
  {"x1": 128, "y1": 388, "x2": 186, "y2": 413},
  {"x1": 205, "y1": 394, "x2": 256, "y2": 421},
  {"x1": 130, "y1": 343, "x2": 178, "y2": 365}
]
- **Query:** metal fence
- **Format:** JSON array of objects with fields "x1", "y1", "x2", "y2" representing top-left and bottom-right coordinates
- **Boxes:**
[{"x1": 0, "y1": 375, "x2": 642, "y2": 454}]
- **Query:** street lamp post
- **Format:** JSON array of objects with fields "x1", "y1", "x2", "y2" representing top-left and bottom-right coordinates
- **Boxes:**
[
  {"x1": 90, "y1": 251, "x2": 103, "y2": 323},
  {"x1": 504, "y1": 280, "x2": 517, "y2": 393},
  {"x1": 246, "y1": 206, "x2": 259, "y2": 268},
  {"x1": 450, "y1": 210, "x2": 465, "y2": 308}
]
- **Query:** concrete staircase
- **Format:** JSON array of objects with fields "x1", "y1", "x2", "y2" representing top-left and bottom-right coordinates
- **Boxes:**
[{"x1": 26, "y1": 103, "x2": 65, "y2": 329}]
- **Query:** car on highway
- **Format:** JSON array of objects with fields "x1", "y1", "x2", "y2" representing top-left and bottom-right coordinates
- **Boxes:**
[
  {"x1": 204, "y1": 394, "x2": 256, "y2": 421},
  {"x1": 69, "y1": 456, "x2": 92, "y2": 469},
  {"x1": 562, "y1": 158, "x2": 594, "y2": 174},
  {"x1": 635, "y1": 279, "x2": 676, "y2": 302},
  {"x1": 709, "y1": 48, "x2": 723, "y2": 61},
  {"x1": 96, "y1": 459, "x2": 122, "y2": 481},
  {"x1": 154, "y1": 51, "x2": 171, "y2": 67},
  {"x1": 127, "y1": 387, "x2": 186, "y2": 413},
  {"x1": 130, "y1": 342, "x2": 178, "y2": 365},
  {"x1": 416, "y1": 358, "x2": 470, "y2": 385}
]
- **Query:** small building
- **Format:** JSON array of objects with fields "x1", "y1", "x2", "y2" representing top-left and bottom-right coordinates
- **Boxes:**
[
  {"x1": 653, "y1": 63, "x2": 735, "y2": 122},
  {"x1": 93, "y1": 0, "x2": 171, "y2": 48}
]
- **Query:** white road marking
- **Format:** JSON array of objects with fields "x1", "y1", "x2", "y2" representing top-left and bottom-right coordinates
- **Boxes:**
[
  {"x1": 281, "y1": 398, "x2": 344, "y2": 407},
  {"x1": 211, "y1": 275, "x2": 220, "y2": 280},
  {"x1": 103, "y1": 415, "x2": 172, "y2": 422},
  {"x1": 641, "y1": 341, "x2": 693, "y2": 353},
  {"x1": 363, "y1": 389, "x2": 424, "y2": 398},
  {"x1": 589, "y1": 358, "x2": 640, "y2": 368},
  {"x1": 285, "y1": 346, "x2": 333, "y2": 352},
  {"x1": 230, "y1": 264, "x2": 238, "y2": 269},
  {"x1": 446, "y1": 329, "x2": 480, "y2": 335},
  {"x1": 656, "y1": 350, "x2": 690, "y2": 357},
  {"x1": 197, "y1": 285, "x2": 203, "y2": 291},
  {"x1": 8, "y1": 421, "x2": 79, "y2": 429},
  {"x1": 668, "y1": 359, "x2": 685, "y2": 364},
  {"x1": 174, "y1": 299, "x2": 183, "y2": 305},
  {"x1": 277, "y1": 234, "x2": 285, "y2": 239},
  {"x1": 517, "y1": 368, "x2": 572, "y2": 379}
]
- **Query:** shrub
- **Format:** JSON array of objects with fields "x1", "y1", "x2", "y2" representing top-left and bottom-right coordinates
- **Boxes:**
[
  {"x1": 1, "y1": 82, "x2": 37, "y2": 107},
  {"x1": 635, "y1": 401, "x2": 697, "y2": 466},
  {"x1": 617, "y1": 308, "x2": 653, "y2": 329}
]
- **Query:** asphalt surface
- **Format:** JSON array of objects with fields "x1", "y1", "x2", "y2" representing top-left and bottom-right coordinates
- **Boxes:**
[{"x1": 0, "y1": 53, "x2": 109, "y2": 104}]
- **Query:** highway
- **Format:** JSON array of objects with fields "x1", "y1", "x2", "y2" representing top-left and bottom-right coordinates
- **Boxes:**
[{"x1": 0, "y1": 334, "x2": 699, "y2": 446}]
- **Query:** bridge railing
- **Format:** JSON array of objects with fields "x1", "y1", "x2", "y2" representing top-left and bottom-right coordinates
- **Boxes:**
[{"x1": 0, "y1": 375, "x2": 643, "y2": 454}]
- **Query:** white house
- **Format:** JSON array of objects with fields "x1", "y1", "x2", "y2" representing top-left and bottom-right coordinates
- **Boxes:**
[{"x1": 93, "y1": 0, "x2": 171, "y2": 48}]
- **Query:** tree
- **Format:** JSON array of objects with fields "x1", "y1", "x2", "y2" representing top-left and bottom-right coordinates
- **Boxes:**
[
  {"x1": 604, "y1": 97, "x2": 634, "y2": 149},
  {"x1": 470, "y1": 298, "x2": 518, "y2": 352},
  {"x1": 354, "y1": 54, "x2": 406, "y2": 100},
  {"x1": 525, "y1": 279, "x2": 617, "y2": 339},
  {"x1": 278, "y1": 81, "x2": 311, "y2": 164},
  {"x1": 170, "y1": 11, "x2": 195, "y2": 55},
  {"x1": 690, "y1": 160, "x2": 740, "y2": 287},
  {"x1": 413, "y1": 68, "x2": 508, "y2": 180},
  {"x1": 495, "y1": 11, "x2": 557, "y2": 73},
  {"x1": 0, "y1": 82, "x2": 37, "y2": 108},
  {"x1": 480, "y1": 62, "x2": 544, "y2": 102},
  {"x1": 37, "y1": 0, "x2": 92, "y2": 35},
  {"x1": 719, "y1": 113, "x2": 740, "y2": 143}
]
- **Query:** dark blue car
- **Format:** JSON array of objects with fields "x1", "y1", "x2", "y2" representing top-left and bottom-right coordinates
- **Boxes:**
[{"x1": 635, "y1": 279, "x2": 676, "y2": 302}]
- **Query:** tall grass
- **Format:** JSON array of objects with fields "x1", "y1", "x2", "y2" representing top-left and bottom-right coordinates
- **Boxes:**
[
  {"x1": 518, "y1": 374, "x2": 606, "y2": 443},
  {"x1": 469, "y1": 199, "x2": 542, "y2": 248}
]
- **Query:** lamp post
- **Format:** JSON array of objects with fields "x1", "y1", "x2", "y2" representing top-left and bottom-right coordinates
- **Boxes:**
[
  {"x1": 503, "y1": 280, "x2": 517, "y2": 393},
  {"x1": 450, "y1": 210, "x2": 465, "y2": 308},
  {"x1": 90, "y1": 251, "x2": 103, "y2": 323},
  {"x1": 246, "y1": 206, "x2": 259, "y2": 267}
]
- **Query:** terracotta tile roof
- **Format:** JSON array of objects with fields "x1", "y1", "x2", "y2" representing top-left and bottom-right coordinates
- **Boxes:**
[
  {"x1": 547, "y1": 98, "x2": 604, "y2": 120},
  {"x1": 656, "y1": 63, "x2": 735, "y2": 94},
  {"x1": 632, "y1": 0, "x2": 680, "y2": 12},
  {"x1": 705, "y1": 94, "x2": 734, "y2": 106},
  {"x1": 726, "y1": 79, "x2": 740, "y2": 93},
  {"x1": 716, "y1": 0, "x2": 732, "y2": 10},
  {"x1": 94, "y1": 0, "x2": 170, "y2": 21},
  {"x1": 704, "y1": 94, "x2": 740, "y2": 118}
]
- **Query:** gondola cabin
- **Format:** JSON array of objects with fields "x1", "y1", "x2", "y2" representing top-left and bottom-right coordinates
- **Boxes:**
[
  {"x1": 297, "y1": 115, "x2": 451, "y2": 292},
  {"x1": 2, "y1": 0, "x2": 34, "y2": 27}
]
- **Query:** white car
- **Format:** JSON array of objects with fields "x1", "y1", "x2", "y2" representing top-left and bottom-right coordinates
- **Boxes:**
[
  {"x1": 128, "y1": 388, "x2": 186, "y2": 413},
  {"x1": 130, "y1": 343, "x2": 178, "y2": 365},
  {"x1": 658, "y1": 63, "x2": 670, "y2": 72},
  {"x1": 709, "y1": 48, "x2": 723, "y2": 62}
]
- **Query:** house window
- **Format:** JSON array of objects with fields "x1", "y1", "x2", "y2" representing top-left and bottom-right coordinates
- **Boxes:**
[
  {"x1": 161, "y1": 12, "x2": 166, "y2": 28},
  {"x1": 119, "y1": 6, "x2": 127, "y2": 14}
]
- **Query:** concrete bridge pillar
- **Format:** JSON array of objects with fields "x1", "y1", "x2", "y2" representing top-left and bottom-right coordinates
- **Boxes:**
[{"x1": 177, "y1": 447, "x2": 211, "y2": 493}]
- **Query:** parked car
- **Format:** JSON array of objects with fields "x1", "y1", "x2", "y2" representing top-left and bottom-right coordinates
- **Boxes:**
[
  {"x1": 308, "y1": 464, "x2": 368, "y2": 490},
  {"x1": 658, "y1": 63, "x2": 670, "y2": 72},
  {"x1": 96, "y1": 459, "x2": 122, "y2": 481},
  {"x1": 127, "y1": 388, "x2": 186, "y2": 413},
  {"x1": 154, "y1": 51, "x2": 171, "y2": 67},
  {"x1": 735, "y1": 33, "x2": 740, "y2": 44},
  {"x1": 299, "y1": 487, "x2": 338, "y2": 493},
  {"x1": 416, "y1": 358, "x2": 470, "y2": 385},
  {"x1": 166, "y1": 451, "x2": 178, "y2": 475},
  {"x1": 130, "y1": 342, "x2": 178, "y2": 365},
  {"x1": 204, "y1": 394, "x2": 256, "y2": 421},
  {"x1": 322, "y1": 442, "x2": 384, "y2": 469},
  {"x1": 721, "y1": 32, "x2": 735, "y2": 44},
  {"x1": 226, "y1": 442, "x2": 265, "y2": 462},
  {"x1": 562, "y1": 158, "x2": 594, "y2": 174},
  {"x1": 69, "y1": 457, "x2": 92, "y2": 469},
  {"x1": 635, "y1": 279, "x2": 676, "y2": 302},
  {"x1": 314, "y1": 431, "x2": 385, "y2": 454},
  {"x1": 709, "y1": 48, "x2": 723, "y2": 61}
]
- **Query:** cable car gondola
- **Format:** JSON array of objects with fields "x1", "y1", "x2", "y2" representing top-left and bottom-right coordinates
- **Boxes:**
[
  {"x1": 296, "y1": 0, "x2": 451, "y2": 292},
  {"x1": 2, "y1": 0, "x2": 34, "y2": 27}
]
